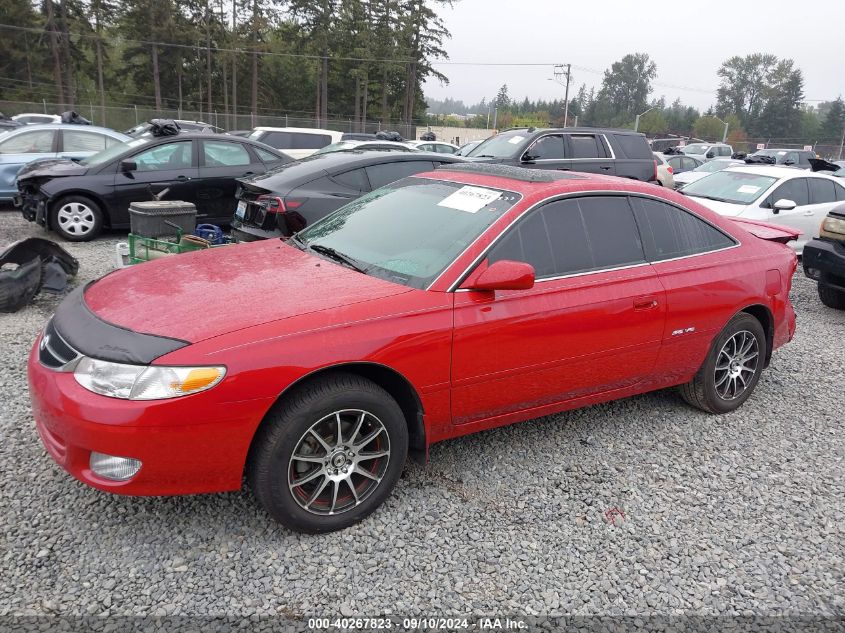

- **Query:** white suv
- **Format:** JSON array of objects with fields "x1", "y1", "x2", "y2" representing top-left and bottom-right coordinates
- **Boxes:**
[
  {"x1": 249, "y1": 127, "x2": 343, "y2": 160},
  {"x1": 681, "y1": 142, "x2": 733, "y2": 162}
]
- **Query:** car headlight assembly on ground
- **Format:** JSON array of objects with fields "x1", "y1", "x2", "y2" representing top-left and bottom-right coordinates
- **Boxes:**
[{"x1": 73, "y1": 357, "x2": 226, "y2": 400}]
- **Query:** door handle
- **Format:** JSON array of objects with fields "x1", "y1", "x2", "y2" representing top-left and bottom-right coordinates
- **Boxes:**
[
  {"x1": 803, "y1": 210, "x2": 814, "y2": 216},
  {"x1": 176, "y1": 175, "x2": 190, "y2": 182},
  {"x1": 600, "y1": 166, "x2": 612, "y2": 170},
  {"x1": 241, "y1": 171, "x2": 255, "y2": 177},
  {"x1": 633, "y1": 296, "x2": 659, "y2": 310}
]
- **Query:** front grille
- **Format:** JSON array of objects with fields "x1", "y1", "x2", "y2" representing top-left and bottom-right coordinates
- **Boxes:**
[{"x1": 38, "y1": 320, "x2": 81, "y2": 371}]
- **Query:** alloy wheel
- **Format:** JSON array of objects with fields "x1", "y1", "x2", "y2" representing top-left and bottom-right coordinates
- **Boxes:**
[
  {"x1": 288, "y1": 409, "x2": 390, "y2": 515},
  {"x1": 714, "y1": 330, "x2": 759, "y2": 401}
]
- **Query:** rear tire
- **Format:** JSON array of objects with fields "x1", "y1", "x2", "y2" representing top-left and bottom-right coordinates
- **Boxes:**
[
  {"x1": 247, "y1": 373, "x2": 408, "y2": 533},
  {"x1": 679, "y1": 312, "x2": 766, "y2": 414},
  {"x1": 818, "y1": 283, "x2": 845, "y2": 310},
  {"x1": 49, "y1": 195, "x2": 103, "y2": 242}
]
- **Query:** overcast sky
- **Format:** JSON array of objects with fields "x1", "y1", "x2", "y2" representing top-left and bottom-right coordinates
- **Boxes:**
[{"x1": 423, "y1": 0, "x2": 845, "y2": 112}]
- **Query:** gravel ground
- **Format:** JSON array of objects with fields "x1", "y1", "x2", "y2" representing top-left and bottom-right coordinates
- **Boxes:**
[{"x1": 1, "y1": 210, "x2": 843, "y2": 623}]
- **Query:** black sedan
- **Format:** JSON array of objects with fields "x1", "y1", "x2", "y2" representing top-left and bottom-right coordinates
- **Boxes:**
[
  {"x1": 232, "y1": 150, "x2": 464, "y2": 241},
  {"x1": 16, "y1": 133, "x2": 291, "y2": 241}
]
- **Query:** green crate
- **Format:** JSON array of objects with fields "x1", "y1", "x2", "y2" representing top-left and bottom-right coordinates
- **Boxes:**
[{"x1": 127, "y1": 232, "x2": 226, "y2": 264}]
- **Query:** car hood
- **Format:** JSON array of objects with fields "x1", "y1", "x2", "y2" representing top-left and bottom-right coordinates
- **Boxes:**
[
  {"x1": 17, "y1": 158, "x2": 88, "y2": 181},
  {"x1": 83, "y1": 239, "x2": 414, "y2": 343},
  {"x1": 685, "y1": 196, "x2": 749, "y2": 216},
  {"x1": 673, "y1": 172, "x2": 707, "y2": 185}
]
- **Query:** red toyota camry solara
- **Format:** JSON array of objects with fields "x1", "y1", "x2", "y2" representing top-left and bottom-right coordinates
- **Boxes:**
[{"x1": 29, "y1": 164, "x2": 799, "y2": 533}]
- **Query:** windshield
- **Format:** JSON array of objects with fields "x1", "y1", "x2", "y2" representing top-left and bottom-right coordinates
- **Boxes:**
[
  {"x1": 466, "y1": 130, "x2": 530, "y2": 158},
  {"x1": 296, "y1": 177, "x2": 520, "y2": 289},
  {"x1": 682, "y1": 143, "x2": 710, "y2": 155},
  {"x1": 695, "y1": 160, "x2": 736, "y2": 173},
  {"x1": 751, "y1": 149, "x2": 792, "y2": 164},
  {"x1": 682, "y1": 170, "x2": 777, "y2": 205},
  {"x1": 80, "y1": 137, "x2": 145, "y2": 167}
]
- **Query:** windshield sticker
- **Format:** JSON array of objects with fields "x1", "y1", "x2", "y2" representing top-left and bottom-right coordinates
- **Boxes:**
[
  {"x1": 507, "y1": 136, "x2": 525, "y2": 145},
  {"x1": 437, "y1": 186, "x2": 502, "y2": 213},
  {"x1": 737, "y1": 185, "x2": 761, "y2": 194}
]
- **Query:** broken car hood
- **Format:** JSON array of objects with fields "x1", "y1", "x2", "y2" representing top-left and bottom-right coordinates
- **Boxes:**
[{"x1": 17, "y1": 159, "x2": 88, "y2": 181}]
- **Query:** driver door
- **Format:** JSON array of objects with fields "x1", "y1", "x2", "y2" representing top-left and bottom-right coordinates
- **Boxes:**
[
  {"x1": 111, "y1": 140, "x2": 199, "y2": 226},
  {"x1": 451, "y1": 195, "x2": 666, "y2": 427}
]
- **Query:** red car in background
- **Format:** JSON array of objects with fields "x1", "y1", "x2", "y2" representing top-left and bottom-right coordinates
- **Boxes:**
[{"x1": 28, "y1": 164, "x2": 798, "y2": 533}]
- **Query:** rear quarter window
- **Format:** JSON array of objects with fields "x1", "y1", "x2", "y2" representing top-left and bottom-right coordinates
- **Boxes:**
[{"x1": 611, "y1": 133, "x2": 652, "y2": 159}]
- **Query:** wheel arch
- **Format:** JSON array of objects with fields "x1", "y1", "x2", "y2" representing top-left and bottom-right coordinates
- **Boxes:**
[
  {"x1": 247, "y1": 362, "x2": 427, "y2": 473},
  {"x1": 739, "y1": 303, "x2": 774, "y2": 367}
]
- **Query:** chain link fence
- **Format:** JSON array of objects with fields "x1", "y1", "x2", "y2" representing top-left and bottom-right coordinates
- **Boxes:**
[{"x1": 0, "y1": 100, "x2": 417, "y2": 139}]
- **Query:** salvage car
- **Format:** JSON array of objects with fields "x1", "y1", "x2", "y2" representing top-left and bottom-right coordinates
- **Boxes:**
[
  {"x1": 29, "y1": 163, "x2": 798, "y2": 533},
  {"x1": 231, "y1": 149, "x2": 462, "y2": 241},
  {"x1": 466, "y1": 127, "x2": 657, "y2": 181},
  {"x1": 248, "y1": 127, "x2": 343, "y2": 159},
  {"x1": 16, "y1": 133, "x2": 291, "y2": 241},
  {"x1": 653, "y1": 152, "x2": 675, "y2": 188},
  {"x1": 681, "y1": 142, "x2": 733, "y2": 162},
  {"x1": 802, "y1": 203, "x2": 845, "y2": 309},
  {"x1": 680, "y1": 164, "x2": 845, "y2": 253},
  {"x1": 406, "y1": 140, "x2": 459, "y2": 154},
  {"x1": 748, "y1": 148, "x2": 815, "y2": 168},
  {"x1": 673, "y1": 158, "x2": 744, "y2": 189},
  {"x1": 313, "y1": 140, "x2": 415, "y2": 155},
  {"x1": 0, "y1": 124, "x2": 130, "y2": 203}
]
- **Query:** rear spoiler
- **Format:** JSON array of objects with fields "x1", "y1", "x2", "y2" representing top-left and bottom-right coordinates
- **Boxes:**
[{"x1": 729, "y1": 218, "x2": 801, "y2": 244}]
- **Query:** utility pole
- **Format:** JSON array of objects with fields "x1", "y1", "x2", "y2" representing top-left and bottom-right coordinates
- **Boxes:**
[
  {"x1": 552, "y1": 64, "x2": 572, "y2": 127},
  {"x1": 839, "y1": 125, "x2": 845, "y2": 160}
]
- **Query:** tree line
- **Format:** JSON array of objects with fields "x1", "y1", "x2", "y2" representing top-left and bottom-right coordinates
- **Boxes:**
[
  {"x1": 427, "y1": 53, "x2": 845, "y2": 147},
  {"x1": 0, "y1": 0, "x2": 451, "y2": 129}
]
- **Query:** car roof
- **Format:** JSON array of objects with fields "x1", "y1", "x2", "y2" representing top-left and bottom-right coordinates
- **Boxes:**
[
  {"x1": 753, "y1": 148, "x2": 812, "y2": 152},
  {"x1": 252, "y1": 126, "x2": 340, "y2": 134},
  {"x1": 0, "y1": 123, "x2": 128, "y2": 137},
  {"x1": 724, "y1": 164, "x2": 838, "y2": 179},
  {"x1": 501, "y1": 126, "x2": 643, "y2": 136}
]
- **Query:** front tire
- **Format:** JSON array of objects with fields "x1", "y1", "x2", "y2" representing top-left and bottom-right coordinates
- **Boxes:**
[
  {"x1": 679, "y1": 312, "x2": 767, "y2": 414},
  {"x1": 247, "y1": 373, "x2": 408, "y2": 533},
  {"x1": 50, "y1": 195, "x2": 103, "y2": 241},
  {"x1": 818, "y1": 283, "x2": 845, "y2": 310}
]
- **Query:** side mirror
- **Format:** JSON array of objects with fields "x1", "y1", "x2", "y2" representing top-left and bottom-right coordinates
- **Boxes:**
[
  {"x1": 773, "y1": 198, "x2": 797, "y2": 214},
  {"x1": 783, "y1": 159, "x2": 795, "y2": 166},
  {"x1": 461, "y1": 260, "x2": 535, "y2": 292},
  {"x1": 119, "y1": 159, "x2": 137, "y2": 172},
  {"x1": 706, "y1": 151, "x2": 715, "y2": 159}
]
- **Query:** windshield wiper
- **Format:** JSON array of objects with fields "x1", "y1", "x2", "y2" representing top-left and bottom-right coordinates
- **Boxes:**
[
  {"x1": 287, "y1": 232, "x2": 307, "y2": 250},
  {"x1": 475, "y1": 154, "x2": 496, "y2": 158},
  {"x1": 308, "y1": 244, "x2": 368, "y2": 273},
  {"x1": 689, "y1": 194, "x2": 736, "y2": 204}
]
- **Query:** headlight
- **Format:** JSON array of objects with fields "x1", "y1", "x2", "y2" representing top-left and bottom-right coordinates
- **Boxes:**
[
  {"x1": 822, "y1": 215, "x2": 845, "y2": 235},
  {"x1": 74, "y1": 357, "x2": 226, "y2": 400}
]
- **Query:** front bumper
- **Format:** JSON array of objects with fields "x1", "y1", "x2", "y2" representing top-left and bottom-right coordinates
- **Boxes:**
[
  {"x1": 28, "y1": 337, "x2": 275, "y2": 496},
  {"x1": 803, "y1": 237, "x2": 845, "y2": 290}
]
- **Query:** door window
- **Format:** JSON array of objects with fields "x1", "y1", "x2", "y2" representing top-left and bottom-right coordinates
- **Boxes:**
[
  {"x1": 365, "y1": 161, "x2": 435, "y2": 189},
  {"x1": 567, "y1": 134, "x2": 604, "y2": 159},
  {"x1": 836, "y1": 182, "x2": 845, "y2": 202},
  {"x1": 331, "y1": 168, "x2": 370, "y2": 191},
  {"x1": 525, "y1": 135, "x2": 565, "y2": 160},
  {"x1": 133, "y1": 141, "x2": 193, "y2": 171},
  {"x1": 0, "y1": 129, "x2": 55, "y2": 154},
  {"x1": 63, "y1": 130, "x2": 117, "y2": 152},
  {"x1": 808, "y1": 178, "x2": 837, "y2": 205},
  {"x1": 631, "y1": 197, "x2": 735, "y2": 261},
  {"x1": 488, "y1": 196, "x2": 645, "y2": 278},
  {"x1": 263, "y1": 131, "x2": 332, "y2": 150},
  {"x1": 765, "y1": 178, "x2": 809, "y2": 208},
  {"x1": 255, "y1": 147, "x2": 280, "y2": 163},
  {"x1": 202, "y1": 140, "x2": 251, "y2": 166}
]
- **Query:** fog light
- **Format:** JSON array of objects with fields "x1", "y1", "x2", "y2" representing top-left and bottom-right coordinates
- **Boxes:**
[
  {"x1": 805, "y1": 267, "x2": 821, "y2": 280},
  {"x1": 90, "y1": 452, "x2": 142, "y2": 481}
]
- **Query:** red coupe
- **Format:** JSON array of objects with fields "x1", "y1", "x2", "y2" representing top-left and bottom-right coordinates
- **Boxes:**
[{"x1": 29, "y1": 164, "x2": 799, "y2": 533}]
